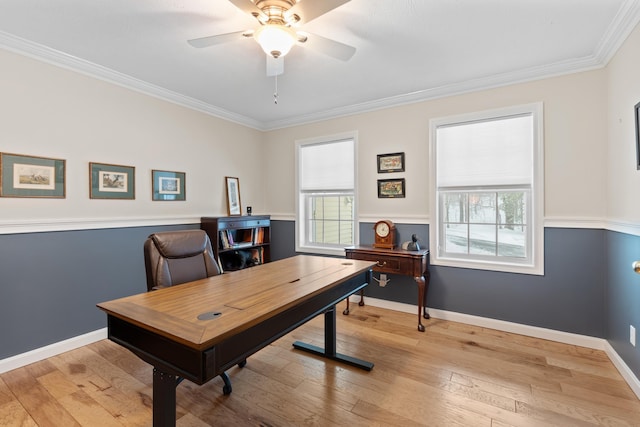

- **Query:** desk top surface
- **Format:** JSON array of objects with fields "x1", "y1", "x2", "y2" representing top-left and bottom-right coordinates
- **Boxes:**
[{"x1": 97, "y1": 255, "x2": 374, "y2": 350}]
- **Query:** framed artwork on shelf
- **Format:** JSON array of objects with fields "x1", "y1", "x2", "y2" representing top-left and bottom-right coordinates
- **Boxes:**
[
  {"x1": 225, "y1": 176, "x2": 242, "y2": 215},
  {"x1": 377, "y1": 152, "x2": 405, "y2": 173},
  {"x1": 0, "y1": 152, "x2": 66, "y2": 198},
  {"x1": 378, "y1": 178, "x2": 406, "y2": 198},
  {"x1": 89, "y1": 162, "x2": 135, "y2": 199},
  {"x1": 635, "y1": 101, "x2": 640, "y2": 170},
  {"x1": 152, "y1": 170, "x2": 185, "y2": 201}
]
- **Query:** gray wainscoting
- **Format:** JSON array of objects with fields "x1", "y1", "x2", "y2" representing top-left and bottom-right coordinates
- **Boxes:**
[
  {"x1": 606, "y1": 230, "x2": 640, "y2": 376},
  {"x1": 0, "y1": 224, "x2": 197, "y2": 359},
  {"x1": 2, "y1": 220, "x2": 638, "y2": 382}
]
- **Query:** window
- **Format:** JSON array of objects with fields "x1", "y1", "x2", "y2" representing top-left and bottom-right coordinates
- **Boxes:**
[
  {"x1": 296, "y1": 134, "x2": 357, "y2": 255},
  {"x1": 429, "y1": 103, "x2": 544, "y2": 275}
]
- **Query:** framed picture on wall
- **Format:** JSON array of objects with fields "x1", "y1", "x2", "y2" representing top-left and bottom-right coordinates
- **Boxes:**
[
  {"x1": 89, "y1": 162, "x2": 135, "y2": 199},
  {"x1": 635, "y1": 101, "x2": 640, "y2": 170},
  {"x1": 0, "y1": 152, "x2": 66, "y2": 198},
  {"x1": 152, "y1": 170, "x2": 185, "y2": 201},
  {"x1": 377, "y1": 152, "x2": 405, "y2": 173},
  {"x1": 225, "y1": 176, "x2": 242, "y2": 215},
  {"x1": 377, "y1": 178, "x2": 406, "y2": 198}
]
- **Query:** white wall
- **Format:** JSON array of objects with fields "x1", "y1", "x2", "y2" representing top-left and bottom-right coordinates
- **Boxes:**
[
  {"x1": 262, "y1": 69, "x2": 608, "y2": 225},
  {"x1": 1, "y1": 35, "x2": 618, "y2": 231},
  {"x1": 606, "y1": 23, "x2": 640, "y2": 223},
  {"x1": 0, "y1": 48, "x2": 265, "y2": 233}
]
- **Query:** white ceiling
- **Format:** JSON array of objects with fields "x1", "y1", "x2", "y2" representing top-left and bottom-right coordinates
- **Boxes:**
[{"x1": 1, "y1": 0, "x2": 639, "y2": 130}]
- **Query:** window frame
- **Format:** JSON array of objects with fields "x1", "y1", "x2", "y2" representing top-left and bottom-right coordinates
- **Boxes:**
[
  {"x1": 295, "y1": 132, "x2": 358, "y2": 256},
  {"x1": 429, "y1": 103, "x2": 544, "y2": 275}
]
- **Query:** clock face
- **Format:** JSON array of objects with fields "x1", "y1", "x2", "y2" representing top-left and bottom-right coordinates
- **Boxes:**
[{"x1": 376, "y1": 222, "x2": 390, "y2": 238}]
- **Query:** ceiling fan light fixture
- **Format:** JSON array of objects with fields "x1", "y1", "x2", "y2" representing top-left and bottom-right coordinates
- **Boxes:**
[{"x1": 254, "y1": 24, "x2": 297, "y2": 58}]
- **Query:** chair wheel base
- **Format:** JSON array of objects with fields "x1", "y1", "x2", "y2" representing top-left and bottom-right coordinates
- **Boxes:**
[{"x1": 222, "y1": 384, "x2": 232, "y2": 395}]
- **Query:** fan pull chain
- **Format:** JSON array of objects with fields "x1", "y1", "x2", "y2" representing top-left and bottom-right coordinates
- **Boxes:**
[{"x1": 273, "y1": 75, "x2": 278, "y2": 105}]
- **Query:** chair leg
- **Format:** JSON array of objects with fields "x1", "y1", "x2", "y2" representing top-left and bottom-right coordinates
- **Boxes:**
[
  {"x1": 220, "y1": 372, "x2": 232, "y2": 395},
  {"x1": 220, "y1": 360, "x2": 246, "y2": 395}
]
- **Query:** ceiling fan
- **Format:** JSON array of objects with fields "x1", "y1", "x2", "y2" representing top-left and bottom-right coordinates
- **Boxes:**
[{"x1": 187, "y1": 0, "x2": 356, "y2": 76}]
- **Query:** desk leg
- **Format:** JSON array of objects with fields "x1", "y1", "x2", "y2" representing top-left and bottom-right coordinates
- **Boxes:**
[
  {"x1": 153, "y1": 368, "x2": 178, "y2": 427},
  {"x1": 414, "y1": 276, "x2": 427, "y2": 332},
  {"x1": 293, "y1": 307, "x2": 374, "y2": 371},
  {"x1": 423, "y1": 268, "x2": 431, "y2": 321}
]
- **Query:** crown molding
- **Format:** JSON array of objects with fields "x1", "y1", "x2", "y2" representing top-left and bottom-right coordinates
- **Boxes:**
[
  {"x1": 264, "y1": 56, "x2": 605, "y2": 130},
  {"x1": 594, "y1": 0, "x2": 640, "y2": 64},
  {"x1": 266, "y1": 1, "x2": 640, "y2": 130},
  {"x1": 0, "y1": 31, "x2": 264, "y2": 130},
  {"x1": 2, "y1": 0, "x2": 640, "y2": 132}
]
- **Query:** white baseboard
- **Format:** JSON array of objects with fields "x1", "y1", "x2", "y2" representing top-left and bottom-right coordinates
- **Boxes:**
[
  {"x1": 3, "y1": 301, "x2": 640, "y2": 401},
  {"x1": 0, "y1": 328, "x2": 107, "y2": 374},
  {"x1": 604, "y1": 341, "x2": 640, "y2": 399},
  {"x1": 349, "y1": 296, "x2": 640, "y2": 399}
]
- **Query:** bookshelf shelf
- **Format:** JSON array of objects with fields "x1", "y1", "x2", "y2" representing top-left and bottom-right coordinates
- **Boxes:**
[{"x1": 201, "y1": 215, "x2": 270, "y2": 271}]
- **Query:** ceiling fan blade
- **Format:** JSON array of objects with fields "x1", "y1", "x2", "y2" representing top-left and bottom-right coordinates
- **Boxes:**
[
  {"x1": 285, "y1": 0, "x2": 350, "y2": 25},
  {"x1": 187, "y1": 30, "x2": 252, "y2": 48},
  {"x1": 229, "y1": 0, "x2": 267, "y2": 22},
  {"x1": 300, "y1": 32, "x2": 356, "y2": 61},
  {"x1": 266, "y1": 55, "x2": 284, "y2": 76}
]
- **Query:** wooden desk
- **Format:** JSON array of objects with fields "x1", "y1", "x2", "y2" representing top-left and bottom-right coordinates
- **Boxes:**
[
  {"x1": 97, "y1": 255, "x2": 374, "y2": 427},
  {"x1": 345, "y1": 245, "x2": 430, "y2": 332}
]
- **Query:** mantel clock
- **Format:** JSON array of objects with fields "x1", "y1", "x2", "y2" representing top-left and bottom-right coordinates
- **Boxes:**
[{"x1": 373, "y1": 220, "x2": 396, "y2": 249}]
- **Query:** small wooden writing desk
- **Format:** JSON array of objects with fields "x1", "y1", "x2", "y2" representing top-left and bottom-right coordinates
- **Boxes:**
[
  {"x1": 97, "y1": 255, "x2": 374, "y2": 427},
  {"x1": 345, "y1": 245, "x2": 430, "y2": 332}
]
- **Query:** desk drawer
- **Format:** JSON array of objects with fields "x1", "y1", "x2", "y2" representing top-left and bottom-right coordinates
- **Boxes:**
[{"x1": 347, "y1": 252, "x2": 409, "y2": 275}]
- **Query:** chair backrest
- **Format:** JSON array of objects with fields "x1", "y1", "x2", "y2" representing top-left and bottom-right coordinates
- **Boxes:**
[{"x1": 144, "y1": 229, "x2": 221, "y2": 291}]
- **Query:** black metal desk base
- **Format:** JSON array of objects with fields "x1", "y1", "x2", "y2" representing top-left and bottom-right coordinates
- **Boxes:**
[
  {"x1": 153, "y1": 369, "x2": 179, "y2": 427},
  {"x1": 292, "y1": 306, "x2": 374, "y2": 371}
]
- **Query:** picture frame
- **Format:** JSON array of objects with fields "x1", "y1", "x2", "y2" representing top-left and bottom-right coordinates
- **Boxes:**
[
  {"x1": 152, "y1": 170, "x2": 186, "y2": 201},
  {"x1": 377, "y1": 178, "x2": 406, "y2": 198},
  {"x1": 377, "y1": 152, "x2": 405, "y2": 173},
  {"x1": 635, "y1": 101, "x2": 640, "y2": 170},
  {"x1": 0, "y1": 152, "x2": 66, "y2": 198},
  {"x1": 225, "y1": 176, "x2": 242, "y2": 216},
  {"x1": 89, "y1": 162, "x2": 135, "y2": 199}
]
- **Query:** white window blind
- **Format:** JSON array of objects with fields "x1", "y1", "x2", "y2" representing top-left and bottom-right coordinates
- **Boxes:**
[
  {"x1": 300, "y1": 139, "x2": 354, "y2": 190},
  {"x1": 436, "y1": 114, "x2": 533, "y2": 187},
  {"x1": 430, "y1": 103, "x2": 544, "y2": 275},
  {"x1": 296, "y1": 135, "x2": 358, "y2": 256}
]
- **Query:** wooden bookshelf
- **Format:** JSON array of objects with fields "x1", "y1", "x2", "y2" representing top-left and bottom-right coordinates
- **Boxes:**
[{"x1": 200, "y1": 215, "x2": 270, "y2": 271}]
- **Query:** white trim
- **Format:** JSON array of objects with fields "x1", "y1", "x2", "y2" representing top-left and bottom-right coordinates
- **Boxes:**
[
  {"x1": 0, "y1": 215, "x2": 634, "y2": 235},
  {"x1": 0, "y1": 328, "x2": 107, "y2": 374},
  {"x1": 2, "y1": 1, "x2": 640, "y2": 132},
  {"x1": 295, "y1": 132, "x2": 359, "y2": 254},
  {"x1": 353, "y1": 296, "x2": 604, "y2": 348},
  {"x1": 351, "y1": 296, "x2": 640, "y2": 399},
  {"x1": 4, "y1": 302, "x2": 640, "y2": 401},
  {"x1": 357, "y1": 214, "x2": 430, "y2": 225},
  {"x1": 604, "y1": 341, "x2": 640, "y2": 399},
  {"x1": 606, "y1": 218, "x2": 640, "y2": 237},
  {"x1": 0, "y1": 31, "x2": 263, "y2": 131},
  {"x1": 0, "y1": 215, "x2": 202, "y2": 234},
  {"x1": 544, "y1": 216, "x2": 607, "y2": 229},
  {"x1": 429, "y1": 103, "x2": 545, "y2": 276},
  {"x1": 264, "y1": 56, "x2": 602, "y2": 131},
  {"x1": 268, "y1": 213, "x2": 296, "y2": 222},
  {"x1": 594, "y1": 0, "x2": 640, "y2": 65}
]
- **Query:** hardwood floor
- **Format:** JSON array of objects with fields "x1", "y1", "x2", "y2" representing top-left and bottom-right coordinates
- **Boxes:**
[{"x1": 2, "y1": 302, "x2": 639, "y2": 426}]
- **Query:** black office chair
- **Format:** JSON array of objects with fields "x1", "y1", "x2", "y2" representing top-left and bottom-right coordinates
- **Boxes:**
[{"x1": 143, "y1": 229, "x2": 245, "y2": 395}]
